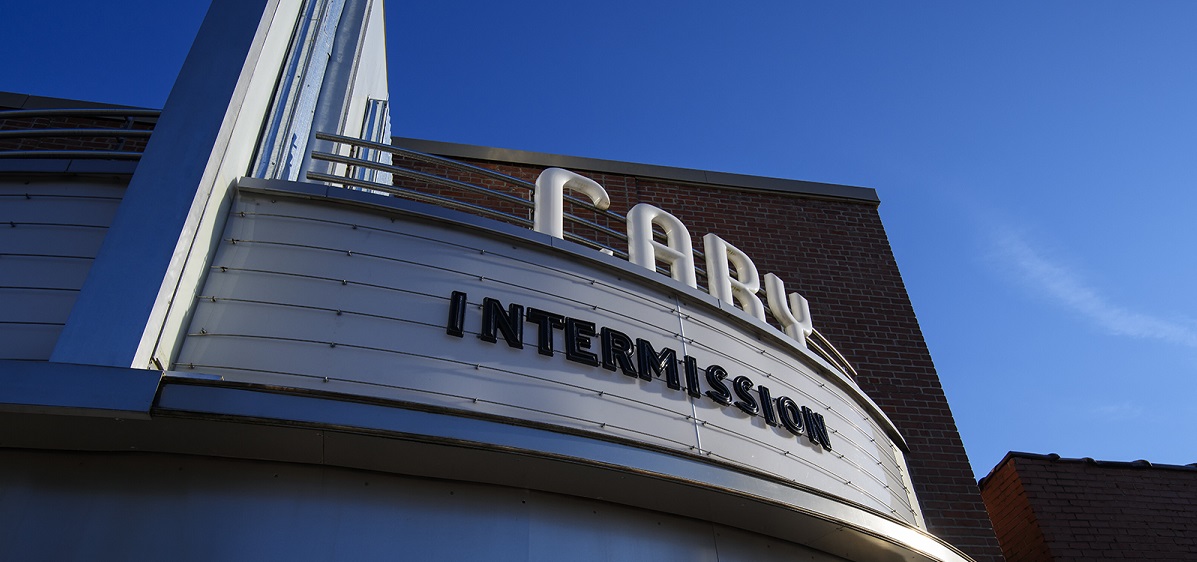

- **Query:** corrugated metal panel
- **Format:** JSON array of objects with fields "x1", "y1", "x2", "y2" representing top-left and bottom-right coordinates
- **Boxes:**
[{"x1": 0, "y1": 179, "x2": 125, "y2": 360}]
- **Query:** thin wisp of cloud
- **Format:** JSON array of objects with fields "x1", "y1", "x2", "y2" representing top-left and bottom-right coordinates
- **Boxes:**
[{"x1": 992, "y1": 229, "x2": 1197, "y2": 348}]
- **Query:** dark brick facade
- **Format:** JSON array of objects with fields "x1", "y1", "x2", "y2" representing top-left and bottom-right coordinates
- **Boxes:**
[
  {"x1": 980, "y1": 452, "x2": 1197, "y2": 561},
  {"x1": 390, "y1": 145, "x2": 1005, "y2": 561}
]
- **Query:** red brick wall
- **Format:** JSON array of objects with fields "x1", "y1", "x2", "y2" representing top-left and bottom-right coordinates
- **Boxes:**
[
  {"x1": 982, "y1": 453, "x2": 1197, "y2": 561},
  {"x1": 980, "y1": 456, "x2": 1054, "y2": 561},
  {"x1": 0, "y1": 97, "x2": 154, "y2": 154},
  {"x1": 0, "y1": 114, "x2": 152, "y2": 153},
  {"x1": 396, "y1": 153, "x2": 1005, "y2": 561}
]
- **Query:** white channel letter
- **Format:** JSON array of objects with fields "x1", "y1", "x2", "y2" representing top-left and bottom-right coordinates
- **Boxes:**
[
  {"x1": 704, "y1": 234, "x2": 765, "y2": 320},
  {"x1": 627, "y1": 203, "x2": 697, "y2": 288},
  {"x1": 533, "y1": 168, "x2": 611, "y2": 239},
  {"x1": 764, "y1": 273, "x2": 813, "y2": 345}
]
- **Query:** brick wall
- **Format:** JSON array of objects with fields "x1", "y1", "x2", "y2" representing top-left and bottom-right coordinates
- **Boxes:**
[
  {"x1": 979, "y1": 454, "x2": 1054, "y2": 560},
  {"x1": 981, "y1": 452, "x2": 1197, "y2": 560},
  {"x1": 0, "y1": 95, "x2": 155, "y2": 155},
  {"x1": 393, "y1": 151, "x2": 1005, "y2": 561}
]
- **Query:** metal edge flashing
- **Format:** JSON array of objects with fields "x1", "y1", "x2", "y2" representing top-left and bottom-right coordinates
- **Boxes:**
[
  {"x1": 389, "y1": 136, "x2": 881, "y2": 204},
  {"x1": 0, "y1": 91, "x2": 148, "y2": 111},
  {"x1": 0, "y1": 360, "x2": 161, "y2": 419},
  {"x1": 232, "y1": 176, "x2": 910, "y2": 453},
  {"x1": 0, "y1": 159, "x2": 139, "y2": 176},
  {"x1": 144, "y1": 378, "x2": 968, "y2": 561}
]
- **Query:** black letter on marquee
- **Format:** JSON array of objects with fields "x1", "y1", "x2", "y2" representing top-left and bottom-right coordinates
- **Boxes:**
[
  {"x1": 636, "y1": 338, "x2": 679, "y2": 387},
  {"x1": 565, "y1": 318, "x2": 600, "y2": 366},
  {"x1": 683, "y1": 356, "x2": 703, "y2": 398},
  {"x1": 480, "y1": 297, "x2": 524, "y2": 349},
  {"x1": 525, "y1": 308, "x2": 564, "y2": 356},
  {"x1": 757, "y1": 385, "x2": 778, "y2": 426},
  {"x1": 704, "y1": 365, "x2": 732, "y2": 406},
  {"x1": 732, "y1": 375, "x2": 759, "y2": 416},
  {"x1": 802, "y1": 406, "x2": 832, "y2": 451},
  {"x1": 777, "y1": 396, "x2": 804, "y2": 436},
  {"x1": 600, "y1": 327, "x2": 638, "y2": 377},
  {"x1": 446, "y1": 291, "x2": 468, "y2": 337}
]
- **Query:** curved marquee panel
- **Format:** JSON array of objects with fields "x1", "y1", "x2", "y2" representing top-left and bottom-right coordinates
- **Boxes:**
[{"x1": 175, "y1": 184, "x2": 920, "y2": 525}]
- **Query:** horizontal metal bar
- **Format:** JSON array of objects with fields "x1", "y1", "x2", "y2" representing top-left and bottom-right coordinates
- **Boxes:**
[
  {"x1": 0, "y1": 108, "x2": 161, "y2": 119},
  {"x1": 315, "y1": 131, "x2": 632, "y2": 225},
  {"x1": 312, "y1": 151, "x2": 636, "y2": 256},
  {"x1": 311, "y1": 150, "x2": 535, "y2": 210},
  {"x1": 305, "y1": 171, "x2": 534, "y2": 228},
  {"x1": 807, "y1": 330, "x2": 859, "y2": 380},
  {"x1": 0, "y1": 150, "x2": 142, "y2": 160},
  {"x1": 0, "y1": 128, "x2": 153, "y2": 139},
  {"x1": 315, "y1": 131, "x2": 536, "y2": 190}
]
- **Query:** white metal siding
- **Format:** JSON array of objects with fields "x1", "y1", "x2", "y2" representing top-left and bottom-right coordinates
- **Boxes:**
[{"x1": 0, "y1": 179, "x2": 125, "y2": 360}]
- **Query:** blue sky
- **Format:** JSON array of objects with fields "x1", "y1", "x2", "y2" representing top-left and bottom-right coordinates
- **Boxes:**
[{"x1": 4, "y1": 1, "x2": 1195, "y2": 478}]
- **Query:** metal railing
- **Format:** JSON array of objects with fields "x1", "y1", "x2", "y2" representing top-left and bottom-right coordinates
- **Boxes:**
[
  {"x1": 309, "y1": 132, "x2": 861, "y2": 381},
  {"x1": 0, "y1": 108, "x2": 160, "y2": 160}
]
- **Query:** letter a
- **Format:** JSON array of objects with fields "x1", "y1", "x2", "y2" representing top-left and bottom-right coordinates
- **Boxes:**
[
  {"x1": 704, "y1": 234, "x2": 764, "y2": 320},
  {"x1": 627, "y1": 204, "x2": 697, "y2": 288}
]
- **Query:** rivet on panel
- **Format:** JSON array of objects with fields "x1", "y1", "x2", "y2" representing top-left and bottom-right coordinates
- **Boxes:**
[
  {"x1": 329, "y1": 343, "x2": 337, "y2": 348},
  {"x1": 336, "y1": 310, "x2": 342, "y2": 316},
  {"x1": 341, "y1": 280, "x2": 348, "y2": 285},
  {"x1": 220, "y1": 267, "x2": 227, "y2": 272},
  {"x1": 346, "y1": 250, "x2": 353, "y2": 256},
  {"x1": 323, "y1": 377, "x2": 329, "y2": 383}
]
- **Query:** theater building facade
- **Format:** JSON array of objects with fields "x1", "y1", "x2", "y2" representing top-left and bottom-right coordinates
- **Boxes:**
[{"x1": 0, "y1": 0, "x2": 1002, "y2": 560}]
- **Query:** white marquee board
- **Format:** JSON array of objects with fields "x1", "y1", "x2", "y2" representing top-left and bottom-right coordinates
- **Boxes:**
[{"x1": 175, "y1": 187, "x2": 920, "y2": 524}]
